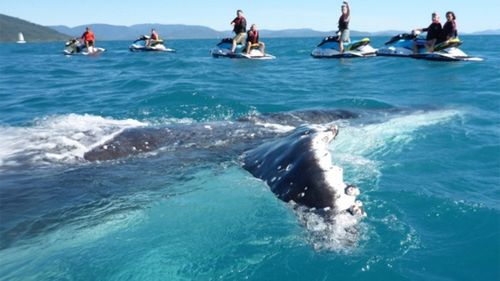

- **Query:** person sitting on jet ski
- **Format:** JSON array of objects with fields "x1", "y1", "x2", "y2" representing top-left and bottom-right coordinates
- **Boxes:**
[
  {"x1": 337, "y1": 1, "x2": 351, "y2": 54},
  {"x1": 245, "y1": 24, "x2": 266, "y2": 55},
  {"x1": 413, "y1": 12, "x2": 442, "y2": 53},
  {"x1": 146, "y1": 28, "x2": 160, "y2": 47},
  {"x1": 80, "y1": 26, "x2": 95, "y2": 50},
  {"x1": 230, "y1": 10, "x2": 247, "y2": 53},
  {"x1": 441, "y1": 11, "x2": 458, "y2": 42}
]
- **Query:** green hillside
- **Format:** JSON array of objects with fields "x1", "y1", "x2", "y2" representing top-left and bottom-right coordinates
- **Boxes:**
[{"x1": 0, "y1": 14, "x2": 70, "y2": 42}]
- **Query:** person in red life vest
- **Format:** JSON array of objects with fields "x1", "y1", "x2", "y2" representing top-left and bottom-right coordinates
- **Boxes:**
[
  {"x1": 413, "y1": 12, "x2": 442, "y2": 53},
  {"x1": 230, "y1": 9, "x2": 247, "y2": 53},
  {"x1": 245, "y1": 24, "x2": 266, "y2": 55},
  {"x1": 146, "y1": 28, "x2": 160, "y2": 47},
  {"x1": 81, "y1": 26, "x2": 96, "y2": 50}
]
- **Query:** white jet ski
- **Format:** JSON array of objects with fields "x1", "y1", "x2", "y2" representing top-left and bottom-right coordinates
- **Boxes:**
[
  {"x1": 129, "y1": 35, "x2": 175, "y2": 52},
  {"x1": 63, "y1": 38, "x2": 106, "y2": 56},
  {"x1": 311, "y1": 36, "x2": 377, "y2": 58},
  {"x1": 211, "y1": 38, "x2": 275, "y2": 60},
  {"x1": 377, "y1": 33, "x2": 482, "y2": 61}
]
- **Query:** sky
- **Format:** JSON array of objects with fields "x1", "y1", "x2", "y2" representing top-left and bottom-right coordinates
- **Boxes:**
[{"x1": 1, "y1": 0, "x2": 499, "y2": 33}]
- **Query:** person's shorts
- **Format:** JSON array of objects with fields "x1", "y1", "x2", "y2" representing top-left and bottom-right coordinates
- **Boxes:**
[
  {"x1": 233, "y1": 33, "x2": 246, "y2": 45},
  {"x1": 86, "y1": 40, "x2": 95, "y2": 47},
  {"x1": 247, "y1": 42, "x2": 262, "y2": 49},
  {"x1": 340, "y1": 29, "x2": 350, "y2": 42},
  {"x1": 415, "y1": 38, "x2": 426, "y2": 47},
  {"x1": 426, "y1": 38, "x2": 437, "y2": 46}
]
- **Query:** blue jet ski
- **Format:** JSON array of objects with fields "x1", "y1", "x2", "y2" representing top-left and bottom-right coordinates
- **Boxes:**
[{"x1": 377, "y1": 32, "x2": 482, "y2": 61}]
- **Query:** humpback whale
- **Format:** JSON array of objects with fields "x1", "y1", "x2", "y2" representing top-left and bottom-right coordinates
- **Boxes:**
[{"x1": 83, "y1": 109, "x2": 364, "y2": 216}]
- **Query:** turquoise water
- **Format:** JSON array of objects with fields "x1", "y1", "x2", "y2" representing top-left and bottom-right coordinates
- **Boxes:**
[{"x1": 0, "y1": 36, "x2": 499, "y2": 280}]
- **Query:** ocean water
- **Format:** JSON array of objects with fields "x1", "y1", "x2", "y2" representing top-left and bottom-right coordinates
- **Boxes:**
[{"x1": 0, "y1": 36, "x2": 499, "y2": 281}]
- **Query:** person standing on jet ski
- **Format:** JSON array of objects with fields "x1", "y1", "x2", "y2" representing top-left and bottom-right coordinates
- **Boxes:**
[
  {"x1": 442, "y1": 11, "x2": 458, "y2": 42},
  {"x1": 413, "y1": 12, "x2": 442, "y2": 53},
  {"x1": 337, "y1": 1, "x2": 351, "y2": 54},
  {"x1": 230, "y1": 9, "x2": 247, "y2": 53},
  {"x1": 81, "y1": 27, "x2": 95, "y2": 50},
  {"x1": 146, "y1": 28, "x2": 160, "y2": 47},
  {"x1": 245, "y1": 24, "x2": 266, "y2": 55}
]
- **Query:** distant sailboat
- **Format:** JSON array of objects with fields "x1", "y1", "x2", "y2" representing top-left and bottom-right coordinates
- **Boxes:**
[{"x1": 17, "y1": 32, "x2": 26, "y2": 44}]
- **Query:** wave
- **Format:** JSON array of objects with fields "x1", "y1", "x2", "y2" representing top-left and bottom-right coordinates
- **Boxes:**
[
  {"x1": 331, "y1": 109, "x2": 462, "y2": 184},
  {"x1": 0, "y1": 114, "x2": 146, "y2": 169},
  {"x1": 295, "y1": 109, "x2": 462, "y2": 251}
]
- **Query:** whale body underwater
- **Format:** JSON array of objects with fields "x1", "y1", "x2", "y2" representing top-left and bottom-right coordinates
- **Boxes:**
[{"x1": 84, "y1": 109, "x2": 366, "y2": 217}]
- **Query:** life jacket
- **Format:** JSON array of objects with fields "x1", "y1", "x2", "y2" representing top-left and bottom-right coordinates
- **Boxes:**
[
  {"x1": 233, "y1": 17, "x2": 243, "y2": 26},
  {"x1": 83, "y1": 31, "x2": 95, "y2": 42},
  {"x1": 232, "y1": 16, "x2": 247, "y2": 33},
  {"x1": 248, "y1": 30, "x2": 259, "y2": 44},
  {"x1": 338, "y1": 14, "x2": 349, "y2": 31}
]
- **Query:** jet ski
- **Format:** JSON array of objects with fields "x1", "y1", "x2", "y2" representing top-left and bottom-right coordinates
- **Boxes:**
[
  {"x1": 63, "y1": 38, "x2": 106, "y2": 56},
  {"x1": 129, "y1": 35, "x2": 175, "y2": 52},
  {"x1": 377, "y1": 32, "x2": 482, "y2": 61},
  {"x1": 311, "y1": 36, "x2": 377, "y2": 58},
  {"x1": 211, "y1": 38, "x2": 275, "y2": 60}
]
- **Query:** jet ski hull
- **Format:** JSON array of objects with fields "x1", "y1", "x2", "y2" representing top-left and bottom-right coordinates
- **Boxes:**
[
  {"x1": 129, "y1": 37, "x2": 175, "y2": 52},
  {"x1": 63, "y1": 48, "x2": 106, "y2": 56},
  {"x1": 311, "y1": 37, "x2": 377, "y2": 58},
  {"x1": 212, "y1": 49, "x2": 275, "y2": 60},
  {"x1": 129, "y1": 45, "x2": 176, "y2": 52},
  {"x1": 211, "y1": 38, "x2": 275, "y2": 60},
  {"x1": 63, "y1": 39, "x2": 105, "y2": 56}
]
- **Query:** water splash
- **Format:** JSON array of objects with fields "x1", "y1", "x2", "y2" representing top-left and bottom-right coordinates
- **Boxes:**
[{"x1": 0, "y1": 114, "x2": 146, "y2": 168}]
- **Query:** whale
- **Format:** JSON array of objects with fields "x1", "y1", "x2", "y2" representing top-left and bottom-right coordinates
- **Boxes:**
[
  {"x1": 83, "y1": 109, "x2": 365, "y2": 216},
  {"x1": 82, "y1": 110, "x2": 364, "y2": 212},
  {"x1": 0, "y1": 109, "x2": 368, "y2": 250}
]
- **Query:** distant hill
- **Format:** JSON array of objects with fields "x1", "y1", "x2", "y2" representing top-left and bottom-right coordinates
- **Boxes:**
[
  {"x1": 50, "y1": 23, "x2": 397, "y2": 40},
  {"x1": 50, "y1": 24, "x2": 226, "y2": 40},
  {"x1": 0, "y1": 14, "x2": 70, "y2": 42}
]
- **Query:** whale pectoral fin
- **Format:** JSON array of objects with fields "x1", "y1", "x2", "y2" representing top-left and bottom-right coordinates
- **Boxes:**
[{"x1": 242, "y1": 125, "x2": 344, "y2": 210}]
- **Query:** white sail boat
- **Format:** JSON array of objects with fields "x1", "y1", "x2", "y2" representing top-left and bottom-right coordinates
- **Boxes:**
[{"x1": 17, "y1": 32, "x2": 26, "y2": 44}]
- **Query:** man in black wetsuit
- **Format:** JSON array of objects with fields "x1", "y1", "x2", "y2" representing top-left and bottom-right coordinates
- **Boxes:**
[
  {"x1": 413, "y1": 12, "x2": 442, "y2": 53},
  {"x1": 230, "y1": 10, "x2": 247, "y2": 53}
]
